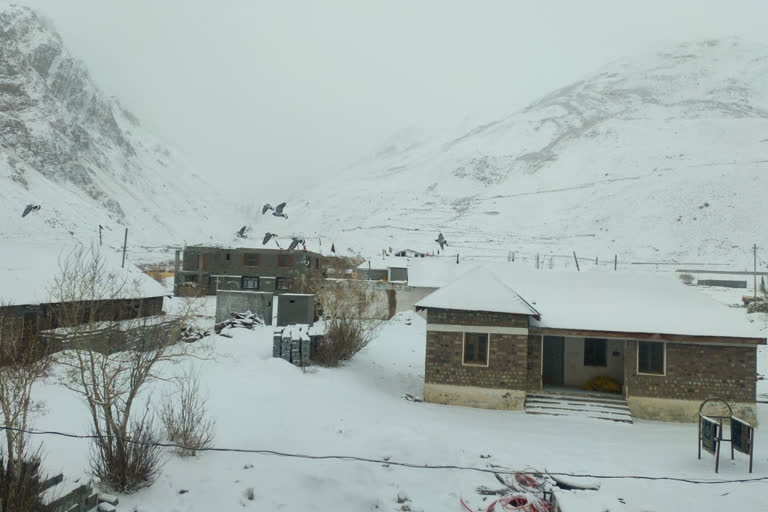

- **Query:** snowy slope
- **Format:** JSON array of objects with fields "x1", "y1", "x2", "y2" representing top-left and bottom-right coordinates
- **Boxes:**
[
  {"x1": 0, "y1": 4, "x2": 229, "y2": 247},
  {"x1": 280, "y1": 39, "x2": 768, "y2": 265}
]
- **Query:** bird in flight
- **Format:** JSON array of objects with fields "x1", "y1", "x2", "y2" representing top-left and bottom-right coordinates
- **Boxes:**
[
  {"x1": 262, "y1": 202, "x2": 288, "y2": 219},
  {"x1": 21, "y1": 204, "x2": 41, "y2": 218},
  {"x1": 288, "y1": 237, "x2": 305, "y2": 251},
  {"x1": 262, "y1": 232, "x2": 279, "y2": 246},
  {"x1": 435, "y1": 232, "x2": 448, "y2": 250},
  {"x1": 236, "y1": 226, "x2": 248, "y2": 238}
]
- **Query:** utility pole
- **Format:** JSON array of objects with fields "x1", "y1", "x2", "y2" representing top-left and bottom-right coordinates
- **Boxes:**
[
  {"x1": 754, "y1": 243, "x2": 758, "y2": 301},
  {"x1": 614, "y1": 255, "x2": 617, "y2": 271},
  {"x1": 121, "y1": 228, "x2": 128, "y2": 268},
  {"x1": 573, "y1": 251, "x2": 580, "y2": 271},
  {"x1": 99, "y1": 225, "x2": 103, "y2": 246}
]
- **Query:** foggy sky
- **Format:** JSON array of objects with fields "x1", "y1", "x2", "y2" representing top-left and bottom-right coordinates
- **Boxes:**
[{"x1": 20, "y1": 0, "x2": 768, "y2": 193}]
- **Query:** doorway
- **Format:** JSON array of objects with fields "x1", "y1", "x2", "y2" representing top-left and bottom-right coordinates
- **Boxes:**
[{"x1": 542, "y1": 336, "x2": 564, "y2": 386}]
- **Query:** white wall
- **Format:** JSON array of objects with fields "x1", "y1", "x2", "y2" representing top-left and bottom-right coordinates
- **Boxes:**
[{"x1": 563, "y1": 337, "x2": 625, "y2": 387}]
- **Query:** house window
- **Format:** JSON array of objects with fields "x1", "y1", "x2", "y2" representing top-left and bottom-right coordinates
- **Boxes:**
[
  {"x1": 196, "y1": 254, "x2": 206, "y2": 269},
  {"x1": 276, "y1": 278, "x2": 292, "y2": 291},
  {"x1": 638, "y1": 341, "x2": 665, "y2": 375},
  {"x1": 243, "y1": 253, "x2": 259, "y2": 266},
  {"x1": 463, "y1": 332, "x2": 489, "y2": 366},
  {"x1": 584, "y1": 338, "x2": 607, "y2": 366},
  {"x1": 277, "y1": 254, "x2": 294, "y2": 268},
  {"x1": 315, "y1": 258, "x2": 319, "y2": 269},
  {"x1": 226, "y1": 253, "x2": 231, "y2": 261},
  {"x1": 242, "y1": 277, "x2": 259, "y2": 290}
]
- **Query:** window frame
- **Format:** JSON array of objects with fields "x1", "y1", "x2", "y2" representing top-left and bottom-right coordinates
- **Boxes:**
[
  {"x1": 242, "y1": 277, "x2": 259, "y2": 290},
  {"x1": 583, "y1": 338, "x2": 607, "y2": 367},
  {"x1": 275, "y1": 277, "x2": 292, "y2": 291},
  {"x1": 277, "y1": 254, "x2": 294, "y2": 268},
  {"x1": 243, "y1": 253, "x2": 260, "y2": 267},
  {"x1": 636, "y1": 341, "x2": 666, "y2": 376},
  {"x1": 462, "y1": 332, "x2": 490, "y2": 367}
]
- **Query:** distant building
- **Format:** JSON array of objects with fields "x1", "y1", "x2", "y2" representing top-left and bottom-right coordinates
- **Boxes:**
[
  {"x1": 416, "y1": 265, "x2": 765, "y2": 424},
  {"x1": 0, "y1": 242, "x2": 169, "y2": 350},
  {"x1": 174, "y1": 245, "x2": 323, "y2": 296}
]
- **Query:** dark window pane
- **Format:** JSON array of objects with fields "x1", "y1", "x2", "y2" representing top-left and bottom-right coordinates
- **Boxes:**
[
  {"x1": 638, "y1": 341, "x2": 664, "y2": 374},
  {"x1": 584, "y1": 338, "x2": 607, "y2": 366},
  {"x1": 464, "y1": 333, "x2": 488, "y2": 364}
]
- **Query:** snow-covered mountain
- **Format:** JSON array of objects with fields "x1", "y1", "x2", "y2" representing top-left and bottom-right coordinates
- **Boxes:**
[
  {"x1": 282, "y1": 39, "x2": 768, "y2": 265},
  {"x1": 0, "y1": 4, "x2": 228, "y2": 248}
]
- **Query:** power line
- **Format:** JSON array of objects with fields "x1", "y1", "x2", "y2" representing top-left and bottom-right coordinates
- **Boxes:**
[{"x1": 2, "y1": 425, "x2": 765, "y2": 485}]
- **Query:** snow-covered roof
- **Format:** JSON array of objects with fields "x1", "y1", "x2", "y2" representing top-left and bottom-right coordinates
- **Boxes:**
[
  {"x1": 417, "y1": 263, "x2": 764, "y2": 340},
  {"x1": 195, "y1": 236, "x2": 325, "y2": 255},
  {"x1": 357, "y1": 255, "x2": 420, "y2": 271},
  {"x1": 0, "y1": 241, "x2": 170, "y2": 306},
  {"x1": 415, "y1": 267, "x2": 540, "y2": 317},
  {"x1": 407, "y1": 259, "x2": 482, "y2": 288}
]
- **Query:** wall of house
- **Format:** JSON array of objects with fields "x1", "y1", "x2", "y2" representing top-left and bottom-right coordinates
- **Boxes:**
[
  {"x1": 424, "y1": 308, "x2": 530, "y2": 410},
  {"x1": 624, "y1": 340, "x2": 758, "y2": 423},
  {"x1": 277, "y1": 294, "x2": 314, "y2": 326},
  {"x1": 215, "y1": 291, "x2": 273, "y2": 324},
  {"x1": 389, "y1": 267, "x2": 408, "y2": 282},
  {"x1": 358, "y1": 268, "x2": 388, "y2": 281},
  {"x1": 526, "y1": 334, "x2": 542, "y2": 392},
  {"x1": 562, "y1": 337, "x2": 625, "y2": 387}
]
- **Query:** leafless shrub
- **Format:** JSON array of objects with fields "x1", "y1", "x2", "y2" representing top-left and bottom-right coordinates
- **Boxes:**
[
  {"x1": 89, "y1": 412, "x2": 163, "y2": 492},
  {"x1": 0, "y1": 444, "x2": 48, "y2": 512},
  {"x1": 747, "y1": 300, "x2": 768, "y2": 314},
  {"x1": 0, "y1": 302, "x2": 52, "y2": 510},
  {"x1": 678, "y1": 273, "x2": 695, "y2": 285},
  {"x1": 51, "y1": 246, "x2": 200, "y2": 491},
  {"x1": 160, "y1": 368, "x2": 215, "y2": 456},
  {"x1": 312, "y1": 281, "x2": 385, "y2": 367}
]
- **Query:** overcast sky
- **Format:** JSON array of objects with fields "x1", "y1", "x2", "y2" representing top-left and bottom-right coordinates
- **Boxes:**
[{"x1": 20, "y1": 0, "x2": 768, "y2": 192}]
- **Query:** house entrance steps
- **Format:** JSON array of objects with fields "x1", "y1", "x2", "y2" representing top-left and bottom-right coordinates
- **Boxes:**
[{"x1": 525, "y1": 387, "x2": 633, "y2": 424}]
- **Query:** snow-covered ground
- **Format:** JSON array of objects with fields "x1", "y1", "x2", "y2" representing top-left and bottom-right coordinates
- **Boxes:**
[{"x1": 29, "y1": 298, "x2": 768, "y2": 512}]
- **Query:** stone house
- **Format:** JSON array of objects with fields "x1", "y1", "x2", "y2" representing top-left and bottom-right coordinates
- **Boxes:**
[
  {"x1": 415, "y1": 265, "x2": 765, "y2": 423},
  {"x1": 0, "y1": 242, "x2": 170, "y2": 351},
  {"x1": 174, "y1": 244, "x2": 323, "y2": 296}
]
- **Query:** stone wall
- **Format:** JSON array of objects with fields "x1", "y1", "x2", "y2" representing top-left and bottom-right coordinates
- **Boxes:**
[
  {"x1": 526, "y1": 334, "x2": 542, "y2": 392},
  {"x1": 424, "y1": 309, "x2": 530, "y2": 401},
  {"x1": 425, "y1": 308, "x2": 529, "y2": 328},
  {"x1": 624, "y1": 341, "x2": 757, "y2": 403}
]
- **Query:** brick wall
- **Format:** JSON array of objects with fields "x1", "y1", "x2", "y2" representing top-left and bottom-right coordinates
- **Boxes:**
[
  {"x1": 426, "y1": 308, "x2": 529, "y2": 328},
  {"x1": 424, "y1": 308, "x2": 529, "y2": 390},
  {"x1": 526, "y1": 334, "x2": 542, "y2": 392},
  {"x1": 625, "y1": 341, "x2": 757, "y2": 403}
]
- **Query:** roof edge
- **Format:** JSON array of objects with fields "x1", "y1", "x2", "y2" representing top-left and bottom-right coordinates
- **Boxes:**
[{"x1": 530, "y1": 326, "x2": 766, "y2": 345}]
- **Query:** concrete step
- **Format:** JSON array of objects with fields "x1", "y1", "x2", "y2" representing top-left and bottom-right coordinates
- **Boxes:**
[{"x1": 525, "y1": 392, "x2": 633, "y2": 424}]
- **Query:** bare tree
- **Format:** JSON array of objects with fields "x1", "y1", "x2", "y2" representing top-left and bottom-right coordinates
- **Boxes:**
[
  {"x1": 51, "y1": 246, "x2": 198, "y2": 491},
  {"x1": 312, "y1": 280, "x2": 385, "y2": 366},
  {"x1": 159, "y1": 367, "x2": 215, "y2": 456},
  {"x1": 0, "y1": 302, "x2": 52, "y2": 511}
]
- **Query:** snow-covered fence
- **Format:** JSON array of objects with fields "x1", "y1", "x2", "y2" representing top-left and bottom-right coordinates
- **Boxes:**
[{"x1": 38, "y1": 474, "x2": 119, "y2": 512}]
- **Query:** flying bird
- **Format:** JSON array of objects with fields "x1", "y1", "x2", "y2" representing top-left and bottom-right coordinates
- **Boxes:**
[
  {"x1": 262, "y1": 202, "x2": 288, "y2": 219},
  {"x1": 236, "y1": 225, "x2": 248, "y2": 238},
  {"x1": 262, "y1": 232, "x2": 279, "y2": 246},
  {"x1": 21, "y1": 204, "x2": 41, "y2": 218},
  {"x1": 288, "y1": 237, "x2": 305, "y2": 251},
  {"x1": 435, "y1": 232, "x2": 448, "y2": 250}
]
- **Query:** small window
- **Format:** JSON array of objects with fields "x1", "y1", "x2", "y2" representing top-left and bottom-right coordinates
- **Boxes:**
[
  {"x1": 638, "y1": 341, "x2": 665, "y2": 375},
  {"x1": 243, "y1": 253, "x2": 259, "y2": 266},
  {"x1": 276, "y1": 278, "x2": 292, "y2": 291},
  {"x1": 584, "y1": 338, "x2": 607, "y2": 366},
  {"x1": 242, "y1": 277, "x2": 259, "y2": 290},
  {"x1": 315, "y1": 258, "x2": 319, "y2": 269},
  {"x1": 277, "y1": 254, "x2": 294, "y2": 268},
  {"x1": 463, "y1": 332, "x2": 489, "y2": 366},
  {"x1": 226, "y1": 253, "x2": 231, "y2": 261},
  {"x1": 196, "y1": 254, "x2": 206, "y2": 269}
]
